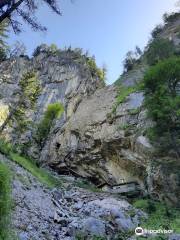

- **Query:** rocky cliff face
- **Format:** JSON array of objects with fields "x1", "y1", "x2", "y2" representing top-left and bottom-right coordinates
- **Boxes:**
[
  {"x1": 0, "y1": 45, "x2": 104, "y2": 156},
  {"x1": 0, "y1": 18, "x2": 180, "y2": 208}
]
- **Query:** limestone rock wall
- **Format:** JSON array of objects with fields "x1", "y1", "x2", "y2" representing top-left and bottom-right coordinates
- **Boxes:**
[{"x1": 0, "y1": 46, "x2": 103, "y2": 154}]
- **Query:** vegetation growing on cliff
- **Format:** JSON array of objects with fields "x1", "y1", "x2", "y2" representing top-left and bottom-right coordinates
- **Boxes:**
[
  {"x1": 86, "y1": 56, "x2": 106, "y2": 84},
  {"x1": 122, "y1": 46, "x2": 142, "y2": 73},
  {"x1": 145, "y1": 38, "x2": 175, "y2": 66},
  {"x1": 151, "y1": 11, "x2": 180, "y2": 38},
  {"x1": 36, "y1": 102, "x2": 64, "y2": 147},
  {"x1": 111, "y1": 85, "x2": 138, "y2": 114},
  {"x1": 13, "y1": 71, "x2": 41, "y2": 135},
  {"x1": 133, "y1": 199, "x2": 180, "y2": 234},
  {"x1": 142, "y1": 56, "x2": 180, "y2": 157}
]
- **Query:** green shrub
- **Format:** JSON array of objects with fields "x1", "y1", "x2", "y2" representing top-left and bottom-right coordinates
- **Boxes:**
[
  {"x1": 86, "y1": 56, "x2": 106, "y2": 84},
  {"x1": 0, "y1": 139, "x2": 13, "y2": 156},
  {"x1": 142, "y1": 56, "x2": 180, "y2": 156},
  {"x1": 0, "y1": 163, "x2": 12, "y2": 239},
  {"x1": 36, "y1": 102, "x2": 64, "y2": 147},
  {"x1": 145, "y1": 38, "x2": 175, "y2": 65},
  {"x1": 133, "y1": 199, "x2": 156, "y2": 214},
  {"x1": 133, "y1": 199, "x2": 180, "y2": 233}
]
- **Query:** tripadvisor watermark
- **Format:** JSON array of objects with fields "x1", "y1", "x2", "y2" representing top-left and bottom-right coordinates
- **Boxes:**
[{"x1": 135, "y1": 227, "x2": 173, "y2": 236}]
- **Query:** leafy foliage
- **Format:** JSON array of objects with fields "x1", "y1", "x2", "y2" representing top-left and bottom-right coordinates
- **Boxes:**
[
  {"x1": 142, "y1": 56, "x2": 180, "y2": 156},
  {"x1": 36, "y1": 103, "x2": 64, "y2": 147},
  {"x1": 0, "y1": 163, "x2": 12, "y2": 239},
  {"x1": 19, "y1": 71, "x2": 41, "y2": 108},
  {"x1": 123, "y1": 47, "x2": 142, "y2": 73},
  {"x1": 145, "y1": 38, "x2": 175, "y2": 65},
  {"x1": 133, "y1": 199, "x2": 180, "y2": 233},
  {"x1": 86, "y1": 56, "x2": 106, "y2": 84}
]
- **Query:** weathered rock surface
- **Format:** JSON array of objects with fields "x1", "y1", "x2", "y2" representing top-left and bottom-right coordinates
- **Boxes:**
[{"x1": 0, "y1": 46, "x2": 103, "y2": 155}]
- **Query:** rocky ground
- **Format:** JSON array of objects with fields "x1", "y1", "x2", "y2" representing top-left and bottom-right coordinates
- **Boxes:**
[
  {"x1": 0, "y1": 153, "x2": 148, "y2": 240},
  {"x1": 1, "y1": 154, "x2": 180, "y2": 240}
]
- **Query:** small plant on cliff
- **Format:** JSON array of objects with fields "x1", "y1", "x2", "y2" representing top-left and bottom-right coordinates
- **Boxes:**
[
  {"x1": 36, "y1": 102, "x2": 64, "y2": 147},
  {"x1": 112, "y1": 85, "x2": 137, "y2": 114},
  {"x1": 142, "y1": 56, "x2": 180, "y2": 157},
  {"x1": 86, "y1": 56, "x2": 106, "y2": 84}
]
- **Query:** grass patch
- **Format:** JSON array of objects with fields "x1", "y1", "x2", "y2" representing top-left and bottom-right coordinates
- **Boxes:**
[
  {"x1": 112, "y1": 85, "x2": 137, "y2": 114},
  {"x1": 133, "y1": 199, "x2": 180, "y2": 234},
  {"x1": 10, "y1": 153, "x2": 62, "y2": 188},
  {"x1": 0, "y1": 139, "x2": 62, "y2": 189},
  {"x1": 0, "y1": 163, "x2": 12, "y2": 239}
]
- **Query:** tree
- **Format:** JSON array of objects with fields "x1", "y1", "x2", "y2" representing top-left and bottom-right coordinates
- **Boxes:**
[
  {"x1": 145, "y1": 38, "x2": 175, "y2": 65},
  {"x1": 123, "y1": 51, "x2": 137, "y2": 72},
  {"x1": 0, "y1": 0, "x2": 61, "y2": 33},
  {"x1": 142, "y1": 57, "x2": 180, "y2": 157}
]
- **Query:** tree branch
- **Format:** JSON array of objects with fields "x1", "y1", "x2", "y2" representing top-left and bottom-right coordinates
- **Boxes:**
[{"x1": 0, "y1": 0, "x2": 24, "y2": 23}]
